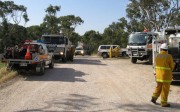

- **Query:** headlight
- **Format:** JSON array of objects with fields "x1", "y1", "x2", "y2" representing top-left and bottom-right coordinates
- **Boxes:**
[
  {"x1": 81, "y1": 51, "x2": 84, "y2": 54},
  {"x1": 60, "y1": 52, "x2": 64, "y2": 55}
]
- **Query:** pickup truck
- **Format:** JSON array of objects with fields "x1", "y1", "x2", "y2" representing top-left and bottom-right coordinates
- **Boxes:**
[{"x1": 5, "y1": 40, "x2": 54, "y2": 75}]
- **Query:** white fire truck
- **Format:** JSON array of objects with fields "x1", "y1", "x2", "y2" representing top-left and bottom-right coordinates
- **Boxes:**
[
  {"x1": 41, "y1": 34, "x2": 74, "y2": 62},
  {"x1": 152, "y1": 27, "x2": 180, "y2": 80},
  {"x1": 127, "y1": 32, "x2": 159, "y2": 64}
]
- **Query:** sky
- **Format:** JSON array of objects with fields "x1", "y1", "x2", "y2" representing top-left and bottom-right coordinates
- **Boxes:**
[{"x1": 4, "y1": 0, "x2": 129, "y2": 35}]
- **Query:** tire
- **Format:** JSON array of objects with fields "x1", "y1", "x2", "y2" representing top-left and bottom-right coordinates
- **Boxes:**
[
  {"x1": 102, "y1": 53, "x2": 108, "y2": 58},
  {"x1": 36, "y1": 62, "x2": 45, "y2": 75},
  {"x1": 70, "y1": 54, "x2": 74, "y2": 62},
  {"x1": 131, "y1": 57, "x2": 137, "y2": 64},
  {"x1": 148, "y1": 54, "x2": 152, "y2": 64},
  {"x1": 49, "y1": 59, "x2": 54, "y2": 69},
  {"x1": 70, "y1": 57, "x2": 73, "y2": 62},
  {"x1": 122, "y1": 52, "x2": 126, "y2": 57},
  {"x1": 62, "y1": 57, "x2": 67, "y2": 63}
]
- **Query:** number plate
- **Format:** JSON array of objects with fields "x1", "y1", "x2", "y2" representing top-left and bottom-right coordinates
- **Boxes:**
[{"x1": 20, "y1": 63, "x2": 27, "y2": 66}]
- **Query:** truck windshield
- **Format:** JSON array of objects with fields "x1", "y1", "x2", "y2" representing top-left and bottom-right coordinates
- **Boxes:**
[
  {"x1": 128, "y1": 33, "x2": 147, "y2": 45},
  {"x1": 42, "y1": 36, "x2": 65, "y2": 44},
  {"x1": 76, "y1": 48, "x2": 83, "y2": 50}
]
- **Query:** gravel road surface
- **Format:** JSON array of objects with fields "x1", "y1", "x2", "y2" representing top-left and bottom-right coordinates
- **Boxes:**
[{"x1": 0, "y1": 56, "x2": 180, "y2": 112}]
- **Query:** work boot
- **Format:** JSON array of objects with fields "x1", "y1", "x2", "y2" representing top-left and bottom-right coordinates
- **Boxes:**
[
  {"x1": 162, "y1": 104, "x2": 171, "y2": 107},
  {"x1": 151, "y1": 98, "x2": 156, "y2": 104}
]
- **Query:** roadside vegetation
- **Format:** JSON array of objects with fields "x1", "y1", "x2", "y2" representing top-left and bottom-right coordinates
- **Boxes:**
[
  {"x1": 0, "y1": 63, "x2": 17, "y2": 84},
  {"x1": 0, "y1": 62, "x2": 5, "y2": 69}
]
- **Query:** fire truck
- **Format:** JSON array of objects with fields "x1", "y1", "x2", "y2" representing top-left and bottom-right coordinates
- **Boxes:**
[
  {"x1": 41, "y1": 34, "x2": 74, "y2": 62},
  {"x1": 152, "y1": 27, "x2": 180, "y2": 80},
  {"x1": 4, "y1": 40, "x2": 54, "y2": 75},
  {"x1": 127, "y1": 32, "x2": 159, "y2": 64}
]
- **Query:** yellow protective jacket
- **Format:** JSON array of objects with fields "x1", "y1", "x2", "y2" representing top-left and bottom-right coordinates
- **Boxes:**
[{"x1": 155, "y1": 51, "x2": 174, "y2": 82}]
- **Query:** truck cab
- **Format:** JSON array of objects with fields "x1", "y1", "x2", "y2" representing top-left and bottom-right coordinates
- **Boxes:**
[
  {"x1": 41, "y1": 34, "x2": 73, "y2": 62},
  {"x1": 127, "y1": 32, "x2": 158, "y2": 64}
]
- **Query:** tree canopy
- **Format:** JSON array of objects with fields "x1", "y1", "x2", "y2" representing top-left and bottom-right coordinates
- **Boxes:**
[{"x1": 126, "y1": 0, "x2": 180, "y2": 31}]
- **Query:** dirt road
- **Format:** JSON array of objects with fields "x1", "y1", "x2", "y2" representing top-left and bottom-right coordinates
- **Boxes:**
[{"x1": 0, "y1": 56, "x2": 180, "y2": 112}]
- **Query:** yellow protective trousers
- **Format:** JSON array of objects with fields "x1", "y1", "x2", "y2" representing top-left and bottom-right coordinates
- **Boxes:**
[
  {"x1": 114, "y1": 47, "x2": 119, "y2": 58},
  {"x1": 152, "y1": 82, "x2": 171, "y2": 106},
  {"x1": 109, "y1": 48, "x2": 113, "y2": 58}
]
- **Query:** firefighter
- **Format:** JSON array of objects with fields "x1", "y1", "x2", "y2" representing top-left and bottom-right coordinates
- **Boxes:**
[
  {"x1": 114, "y1": 46, "x2": 120, "y2": 58},
  {"x1": 151, "y1": 43, "x2": 174, "y2": 107},
  {"x1": 109, "y1": 47, "x2": 113, "y2": 58}
]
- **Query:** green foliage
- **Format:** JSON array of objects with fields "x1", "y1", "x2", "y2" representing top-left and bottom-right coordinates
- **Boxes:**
[
  {"x1": 26, "y1": 25, "x2": 43, "y2": 40},
  {"x1": 0, "y1": 62, "x2": 5, "y2": 69},
  {"x1": 102, "y1": 18, "x2": 130, "y2": 48},
  {"x1": 59, "y1": 15, "x2": 84, "y2": 38},
  {"x1": 126, "y1": 0, "x2": 180, "y2": 31},
  {"x1": 0, "y1": 0, "x2": 29, "y2": 52},
  {"x1": 42, "y1": 5, "x2": 61, "y2": 34},
  {"x1": 45, "y1": 5, "x2": 60, "y2": 16},
  {"x1": 82, "y1": 30, "x2": 102, "y2": 53},
  {"x1": 70, "y1": 32, "x2": 81, "y2": 46}
]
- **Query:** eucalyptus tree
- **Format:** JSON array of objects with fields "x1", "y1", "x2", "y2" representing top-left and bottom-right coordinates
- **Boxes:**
[
  {"x1": 102, "y1": 17, "x2": 129, "y2": 47},
  {"x1": 26, "y1": 25, "x2": 43, "y2": 40},
  {"x1": 59, "y1": 15, "x2": 84, "y2": 38},
  {"x1": 0, "y1": 0, "x2": 29, "y2": 52},
  {"x1": 126, "y1": 0, "x2": 180, "y2": 31},
  {"x1": 82, "y1": 30, "x2": 102, "y2": 53},
  {"x1": 43, "y1": 5, "x2": 60, "y2": 34},
  {"x1": 70, "y1": 32, "x2": 82, "y2": 46}
]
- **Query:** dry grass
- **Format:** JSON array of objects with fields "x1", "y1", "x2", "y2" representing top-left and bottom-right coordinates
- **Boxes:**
[
  {"x1": 0, "y1": 67, "x2": 18, "y2": 84},
  {"x1": 0, "y1": 62, "x2": 5, "y2": 69}
]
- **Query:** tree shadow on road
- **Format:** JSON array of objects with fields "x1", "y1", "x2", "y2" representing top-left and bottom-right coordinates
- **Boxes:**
[
  {"x1": 25, "y1": 68, "x2": 88, "y2": 82},
  {"x1": 16, "y1": 98, "x2": 180, "y2": 112},
  {"x1": 111, "y1": 102, "x2": 180, "y2": 112},
  {"x1": 16, "y1": 94, "x2": 99, "y2": 112},
  {"x1": 67, "y1": 58, "x2": 107, "y2": 66}
]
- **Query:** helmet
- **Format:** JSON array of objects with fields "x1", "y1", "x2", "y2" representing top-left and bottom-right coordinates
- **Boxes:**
[{"x1": 160, "y1": 43, "x2": 168, "y2": 50}]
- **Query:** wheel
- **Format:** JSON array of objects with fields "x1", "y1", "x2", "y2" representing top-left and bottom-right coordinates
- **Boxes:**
[
  {"x1": 148, "y1": 54, "x2": 152, "y2": 64},
  {"x1": 70, "y1": 55, "x2": 74, "y2": 62},
  {"x1": 62, "y1": 57, "x2": 67, "y2": 63},
  {"x1": 36, "y1": 62, "x2": 45, "y2": 75},
  {"x1": 49, "y1": 59, "x2": 54, "y2": 69},
  {"x1": 102, "y1": 53, "x2": 108, "y2": 58},
  {"x1": 39, "y1": 62, "x2": 45, "y2": 75},
  {"x1": 131, "y1": 57, "x2": 137, "y2": 64},
  {"x1": 122, "y1": 52, "x2": 126, "y2": 57}
]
